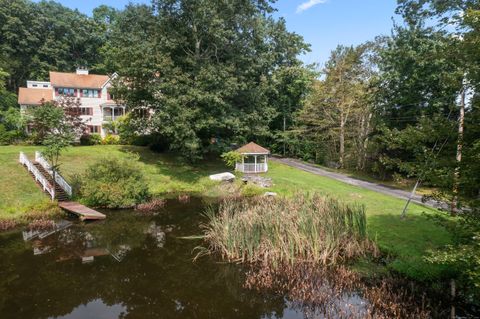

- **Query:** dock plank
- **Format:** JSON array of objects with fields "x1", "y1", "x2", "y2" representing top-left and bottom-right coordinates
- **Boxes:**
[{"x1": 59, "y1": 202, "x2": 106, "y2": 221}]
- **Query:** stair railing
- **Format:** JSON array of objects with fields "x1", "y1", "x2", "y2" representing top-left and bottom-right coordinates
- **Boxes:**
[
  {"x1": 19, "y1": 152, "x2": 55, "y2": 200},
  {"x1": 35, "y1": 151, "x2": 72, "y2": 197}
]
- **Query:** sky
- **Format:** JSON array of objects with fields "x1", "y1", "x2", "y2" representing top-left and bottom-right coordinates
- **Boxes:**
[{"x1": 37, "y1": 0, "x2": 401, "y2": 66}]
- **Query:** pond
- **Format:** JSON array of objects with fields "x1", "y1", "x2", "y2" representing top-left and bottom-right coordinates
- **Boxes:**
[{"x1": 0, "y1": 198, "x2": 368, "y2": 319}]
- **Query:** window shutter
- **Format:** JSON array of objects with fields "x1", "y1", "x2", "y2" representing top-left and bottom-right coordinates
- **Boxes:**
[{"x1": 98, "y1": 90, "x2": 102, "y2": 98}]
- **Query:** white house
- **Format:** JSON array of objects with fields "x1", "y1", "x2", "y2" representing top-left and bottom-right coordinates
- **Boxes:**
[{"x1": 18, "y1": 68, "x2": 125, "y2": 138}]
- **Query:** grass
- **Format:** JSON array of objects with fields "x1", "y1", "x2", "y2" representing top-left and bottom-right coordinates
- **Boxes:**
[
  {"x1": 203, "y1": 193, "x2": 376, "y2": 266},
  {"x1": 0, "y1": 145, "x2": 226, "y2": 218},
  {"x1": 0, "y1": 145, "x2": 453, "y2": 280}
]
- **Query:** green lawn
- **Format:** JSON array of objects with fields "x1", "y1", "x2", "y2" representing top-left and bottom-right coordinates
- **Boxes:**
[
  {"x1": 0, "y1": 145, "x2": 452, "y2": 280},
  {"x1": 0, "y1": 145, "x2": 226, "y2": 218},
  {"x1": 0, "y1": 146, "x2": 53, "y2": 219}
]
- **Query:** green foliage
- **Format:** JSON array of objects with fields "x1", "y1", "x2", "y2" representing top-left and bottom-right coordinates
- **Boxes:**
[
  {"x1": 108, "y1": 0, "x2": 310, "y2": 160},
  {"x1": 203, "y1": 193, "x2": 375, "y2": 266},
  {"x1": 241, "y1": 183, "x2": 264, "y2": 197},
  {"x1": 102, "y1": 134, "x2": 120, "y2": 145},
  {"x1": 80, "y1": 133, "x2": 102, "y2": 146},
  {"x1": 296, "y1": 44, "x2": 376, "y2": 169},
  {"x1": 221, "y1": 151, "x2": 242, "y2": 168},
  {"x1": 426, "y1": 209, "x2": 480, "y2": 300},
  {"x1": 0, "y1": 0, "x2": 106, "y2": 90},
  {"x1": 80, "y1": 155, "x2": 150, "y2": 208}
]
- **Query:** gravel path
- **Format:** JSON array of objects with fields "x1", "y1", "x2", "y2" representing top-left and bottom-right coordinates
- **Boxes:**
[{"x1": 271, "y1": 157, "x2": 447, "y2": 210}]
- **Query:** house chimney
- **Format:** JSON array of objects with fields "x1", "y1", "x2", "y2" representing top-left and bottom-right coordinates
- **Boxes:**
[{"x1": 76, "y1": 67, "x2": 89, "y2": 75}]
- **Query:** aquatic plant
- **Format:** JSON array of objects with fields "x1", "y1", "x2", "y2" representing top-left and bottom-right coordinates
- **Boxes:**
[
  {"x1": 136, "y1": 198, "x2": 166, "y2": 214},
  {"x1": 178, "y1": 194, "x2": 190, "y2": 203},
  {"x1": 0, "y1": 219, "x2": 17, "y2": 231},
  {"x1": 245, "y1": 263, "x2": 432, "y2": 319},
  {"x1": 26, "y1": 219, "x2": 56, "y2": 231},
  {"x1": 202, "y1": 193, "x2": 377, "y2": 266}
]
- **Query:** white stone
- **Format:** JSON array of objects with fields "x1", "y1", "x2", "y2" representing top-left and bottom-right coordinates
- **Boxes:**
[
  {"x1": 209, "y1": 172, "x2": 236, "y2": 181},
  {"x1": 263, "y1": 192, "x2": 277, "y2": 197}
]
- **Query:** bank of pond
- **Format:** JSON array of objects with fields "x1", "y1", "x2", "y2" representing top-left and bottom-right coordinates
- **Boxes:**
[{"x1": 0, "y1": 196, "x2": 476, "y2": 318}]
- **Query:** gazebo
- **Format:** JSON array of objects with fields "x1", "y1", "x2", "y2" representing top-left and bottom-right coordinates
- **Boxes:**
[{"x1": 235, "y1": 142, "x2": 270, "y2": 173}]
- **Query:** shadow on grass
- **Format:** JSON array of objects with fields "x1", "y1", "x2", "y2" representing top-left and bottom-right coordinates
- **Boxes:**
[{"x1": 118, "y1": 145, "x2": 228, "y2": 184}]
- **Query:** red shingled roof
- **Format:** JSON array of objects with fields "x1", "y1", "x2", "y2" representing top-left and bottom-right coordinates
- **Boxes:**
[
  {"x1": 18, "y1": 88, "x2": 53, "y2": 105},
  {"x1": 49, "y1": 71, "x2": 110, "y2": 88},
  {"x1": 236, "y1": 142, "x2": 270, "y2": 154}
]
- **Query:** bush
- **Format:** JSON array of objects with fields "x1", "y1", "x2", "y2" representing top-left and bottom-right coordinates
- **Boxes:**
[
  {"x1": 102, "y1": 134, "x2": 120, "y2": 145},
  {"x1": 80, "y1": 133, "x2": 101, "y2": 145},
  {"x1": 80, "y1": 156, "x2": 150, "y2": 208},
  {"x1": 221, "y1": 151, "x2": 243, "y2": 168},
  {"x1": 241, "y1": 184, "x2": 263, "y2": 197}
]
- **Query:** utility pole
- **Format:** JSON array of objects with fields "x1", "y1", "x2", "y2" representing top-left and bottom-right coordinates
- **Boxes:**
[
  {"x1": 401, "y1": 179, "x2": 420, "y2": 219},
  {"x1": 451, "y1": 81, "x2": 466, "y2": 215}
]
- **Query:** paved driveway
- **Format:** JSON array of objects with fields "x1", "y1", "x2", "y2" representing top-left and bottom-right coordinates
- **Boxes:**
[{"x1": 271, "y1": 157, "x2": 447, "y2": 210}]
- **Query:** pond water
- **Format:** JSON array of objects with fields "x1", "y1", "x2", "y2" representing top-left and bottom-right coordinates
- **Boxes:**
[{"x1": 0, "y1": 198, "x2": 367, "y2": 319}]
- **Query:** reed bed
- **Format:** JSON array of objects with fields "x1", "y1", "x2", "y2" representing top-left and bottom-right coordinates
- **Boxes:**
[
  {"x1": 203, "y1": 193, "x2": 377, "y2": 266},
  {"x1": 135, "y1": 198, "x2": 166, "y2": 215}
]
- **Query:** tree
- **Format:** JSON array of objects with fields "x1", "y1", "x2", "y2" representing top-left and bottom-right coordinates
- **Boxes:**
[
  {"x1": 108, "y1": 1, "x2": 309, "y2": 160},
  {"x1": 0, "y1": 0, "x2": 105, "y2": 90},
  {"x1": 268, "y1": 66, "x2": 315, "y2": 156},
  {"x1": 29, "y1": 101, "x2": 75, "y2": 193},
  {"x1": 297, "y1": 45, "x2": 374, "y2": 169},
  {"x1": 30, "y1": 98, "x2": 84, "y2": 144}
]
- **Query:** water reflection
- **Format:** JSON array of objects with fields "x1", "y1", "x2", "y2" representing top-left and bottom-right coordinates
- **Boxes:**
[
  {"x1": 0, "y1": 198, "x2": 291, "y2": 319},
  {"x1": 50, "y1": 299, "x2": 127, "y2": 319}
]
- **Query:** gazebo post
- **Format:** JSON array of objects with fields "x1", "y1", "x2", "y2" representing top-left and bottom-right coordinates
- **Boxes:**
[{"x1": 254, "y1": 155, "x2": 257, "y2": 173}]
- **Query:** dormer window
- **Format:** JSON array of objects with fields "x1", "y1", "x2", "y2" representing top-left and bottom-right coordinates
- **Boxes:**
[
  {"x1": 81, "y1": 89, "x2": 99, "y2": 98},
  {"x1": 57, "y1": 88, "x2": 76, "y2": 97}
]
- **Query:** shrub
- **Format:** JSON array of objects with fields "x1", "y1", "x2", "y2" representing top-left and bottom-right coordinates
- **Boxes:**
[
  {"x1": 80, "y1": 156, "x2": 150, "y2": 208},
  {"x1": 221, "y1": 151, "x2": 242, "y2": 168},
  {"x1": 102, "y1": 134, "x2": 120, "y2": 145},
  {"x1": 202, "y1": 193, "x2": 377, "y2": 266},
  {"x1": 241, "y1": 184, "x2": 263, "y2": 197},
  {"x1": 80, "y1": 133, "x2": 101, "y2": 145}
]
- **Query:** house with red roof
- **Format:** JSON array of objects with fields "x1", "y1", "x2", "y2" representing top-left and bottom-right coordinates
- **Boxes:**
[{"x1": 18, "y1": 68, "x2": 125, "y2": 137}]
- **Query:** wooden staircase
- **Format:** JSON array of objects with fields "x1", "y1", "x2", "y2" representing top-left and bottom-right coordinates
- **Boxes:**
[
  {"x1": 33, "y1": 162, "x2": 69, "y2": 201},
  {"x1": 20, "y1": 151, "x2": 105, "y2": 220}
]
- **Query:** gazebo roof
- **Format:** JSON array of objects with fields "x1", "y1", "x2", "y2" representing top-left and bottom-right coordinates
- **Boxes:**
[{"x1": 236, "y1": 142, "x2": 270, "y2": 155}]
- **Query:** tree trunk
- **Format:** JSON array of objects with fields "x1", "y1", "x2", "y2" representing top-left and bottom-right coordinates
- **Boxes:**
[
  {"x1": 339, "y1": 112, "x2": 345, "y2": 169},
  {"x1": 357, "y1": 115, "x2": 365, "y2": 170},
  {"x1": 452, "y1": 86, "x2": 466, "y2": 215},
  {"x1": 283, "y1": 114, "x2": 286, "y2": 156},
  {"x1": 362, "y1": 113, "x2": 372, "y2": 170}
]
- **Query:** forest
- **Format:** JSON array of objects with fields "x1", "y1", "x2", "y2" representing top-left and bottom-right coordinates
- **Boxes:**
[{"x1": 0, "y1": 0, "x2": 479, "y2": 208}]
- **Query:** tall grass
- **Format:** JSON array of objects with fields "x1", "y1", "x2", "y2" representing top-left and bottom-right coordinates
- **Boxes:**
[{"x1": 203, "y1": 193, "x2": 377, "y2": 266}]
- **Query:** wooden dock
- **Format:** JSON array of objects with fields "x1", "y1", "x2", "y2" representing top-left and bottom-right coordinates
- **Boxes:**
[{"x1": 59, "y1": 202, "x2": 106, "y2": 221}]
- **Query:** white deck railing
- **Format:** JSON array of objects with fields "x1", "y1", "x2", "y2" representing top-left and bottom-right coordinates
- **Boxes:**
[
  {"x1": 35, "y1": 151, "x2": 72, "y2": 197},
  {"x1": 19, "y1": 152, "x2": 55, "y2": 200},
  {"x1": 235, "y1": 163, "x2": 268, "y2": 173}
]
